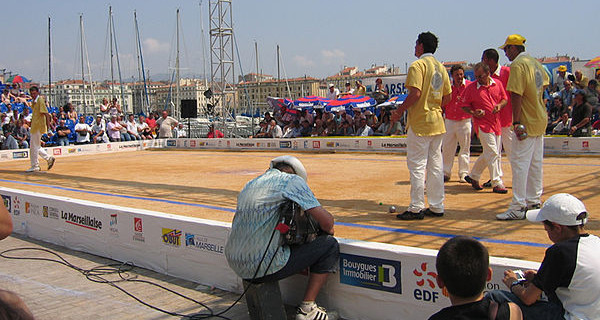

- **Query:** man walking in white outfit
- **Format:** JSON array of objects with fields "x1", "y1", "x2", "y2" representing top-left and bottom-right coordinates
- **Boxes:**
[
  {"x1": 496, "y1": 34, "x2": 549, "y2": 220},
  {"x1": 442, "y1": 65, "x2": 472, "y2": 183},
  {"x1": 392, "y1": 32, "x2": 452, "y2": 220},
  {"x1": 26, "y1": 86, "x2": 55, "y2": 173}
]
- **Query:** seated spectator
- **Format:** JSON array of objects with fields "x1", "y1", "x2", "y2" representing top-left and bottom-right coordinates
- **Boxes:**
[
  {"x1": 263, "y1": 111, "x2": 274, "y2": 124},
  {"x1": 1, "y1": 113, "x2": 9, "y2": 126},
  {"x1": 573, "y1": 70, "x2": 589, "y2": 90},
  {"x1": 14, "y1": 118, "x2": 30, "y2": 149},
  {"x1": 429, "y1": 236, "x2": 522, "y2": 320},
  {"x1": 311, "y1": 119, "x2": 325, "y2": 136},
  {"x1": 550, "y1": 113, "x2": 571, "y2": 134},
  {"x1": 99, "y1": 98, "x2": 110, "y2": 118},
  {"x1": 66, "y1": 102, "x2": 78, "y2": 121},
  {"x1": 267, "y1": 119, "x2": 283, "y2": 138},
  {"x1": 91, "y1": 115, "x2": 108, "y2": 143},
  {"x1": 21, "y1": 107, "x2": 32, "y2": 126},
  {"x1": 352, "y1": 110, "x2": 363, "y2": 131},
  {"x1": 300, "y1": 119, "x2": 313, "y2": 137},
  {"x1": 559, "y1": 80, "x2": 576, "y2": 110},
  {"x1": 336, "y1": 120, "x2": 355, "y2": 136},
  {"x1": 117, "y1": 115, "x2": 131, "y2": 141},
  {"x1": 207, "y1": 124, "x2": 224, "y2": 138},
  {"x1": 15, "y1": 92, "x2": 31, "y2": 107},
  {"x1": 355, "y1": 118, "x2": 373, "y2": 136},
  {"x1": 136, "y1": 115, "x2": 153, "y2": 140},
  {"x1": 74, "y1": 115, "x2": 92, "y2": 144},
  {"x1": 253, "y1": 121, "x2": 269, "y2": 138},
  {"x1": 374, "y1": 112, "x2": 392, "y2": 136},
  {"x1": 108, "y1": 98, "x2": 122, "y2": 118},
  {"x1": 323, "y1": 118, "x2": 336, "y2": 136},
  {"x1": 584, "y1": 80, "x2": 599, "y2": 109},
  {"x1": 1, "y1": 89, "x2": 13, "y2": 104},
  {"x1": 364, "y1": 110, "x2": 378, "y2": 129},
  {"x1": 355, "y1": 80, "x2": 367, "y2": 96},
  {"x1": 55, "y1": 118, "x2": 71, "y2": 146},
  {"x1": 373, "y1": 78, "x2": 389, "y2": 104},
  {"x1": 126, "y1": 114, "x2": 141, "y2": 140},
  {"x1": 300, "y1": 109, "x2": 313, "y2": 126},
  {"x1": 175, "y1": 123, "x2": 187, "y2": 138},
  {"x1": 1, "y1": 118, "x2": 18, "y2": 150},
  {"x1": 9, "y1": 83, "x2": 20, "y2": 97},
  {"x1": 106, "y1": 115, "x2": 122, "y2": 142},
  {"x1": 340, "y1": 81, "x2": 354, "y2": 97},
  {"x1": 487, "y1": 193, "x2": 600, "y2": 320},
  {"x1": 282, "y1": 120, "x2": 302, "y2": 138},
  {"x1": 569, "y1": 91, "x2": 592, "y2": 137},
  {"x1": 145, "y1": 113, "x2": 157, "y2": 135}
]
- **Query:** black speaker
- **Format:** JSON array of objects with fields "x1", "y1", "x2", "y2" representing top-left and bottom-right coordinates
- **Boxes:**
[{"x1": 181, "y1": 99, "x2": 198, "y2": 118}]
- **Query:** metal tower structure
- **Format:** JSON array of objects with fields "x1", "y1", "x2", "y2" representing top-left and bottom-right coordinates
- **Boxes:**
[{"x1": 209, "y1": 0, "x2": 236, "y2": 133}]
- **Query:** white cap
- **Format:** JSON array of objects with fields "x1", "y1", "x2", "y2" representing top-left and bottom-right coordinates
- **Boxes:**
[
  {"x1": 526, "y1": 193, "x2": 588, "y2": 226},
  {"x1": 269, "y1": 155, "x2": 308, "y2": 181},
  {"x1": 329, "y1": 83, "x2": 334, "y2": 88}
]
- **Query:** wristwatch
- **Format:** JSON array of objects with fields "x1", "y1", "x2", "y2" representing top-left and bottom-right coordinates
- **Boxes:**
[{"x1": 510, "y1": 280, "x2": 523, "y2": 292}]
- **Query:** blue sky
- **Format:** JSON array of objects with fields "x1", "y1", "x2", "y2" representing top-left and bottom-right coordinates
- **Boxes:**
[{"x1": 3, "y1": 0, "x2": 598, "y2": 83}]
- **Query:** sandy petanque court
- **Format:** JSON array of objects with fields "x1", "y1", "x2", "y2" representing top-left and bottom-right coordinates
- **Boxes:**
[{"x1": 0, "y1": 149, "x2": 598, "y2": 262}]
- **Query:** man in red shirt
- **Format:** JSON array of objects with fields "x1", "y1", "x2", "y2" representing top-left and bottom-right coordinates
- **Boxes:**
[
  {"x1": 483, "y1": 49, "x2": 512, "y2": 187},
  {"x1": 207, "y1": 124, "x2": 224, "y2": 138},
  {"x1": 461, "y1": 63, "x2": 508, "y2": 194},
  {"x1": 442, "y1": 65, "x2": 472, "y2": 183}
]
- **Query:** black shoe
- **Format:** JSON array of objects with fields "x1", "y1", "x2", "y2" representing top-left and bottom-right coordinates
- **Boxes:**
[
  {"x1": 464, "y1": 175, "x2": 483, "y2": 190},
  {"x1": 483, "y1": 180, "x2": 492, "y2": 188},
  {"x1": 422, "y1": 208, "x2": 444, "y2": 217},
  {"x1": 443, "y1": 175, "x2": 450, "y2": 182},
  {"x1": 396, "y1": 210, "x2": 424, "y2": 220}
]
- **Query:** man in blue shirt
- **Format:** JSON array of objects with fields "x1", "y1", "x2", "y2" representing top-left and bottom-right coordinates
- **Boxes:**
[{"x1": 225, "y1": 156, "x2": 338, "y2": 320}]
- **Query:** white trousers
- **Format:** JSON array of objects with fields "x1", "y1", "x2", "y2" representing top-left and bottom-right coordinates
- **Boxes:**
[
  {"x1": 29, "y1": 131, "x2": 50, "y2": 168},
  {"x1": 406, "y1": 128, "x2": 444, "y2": 213},
  {"x1": 470, "y1": 129, "x2": 503, "y2": 187},
  {"x1": 497, "y1": 125, "x2": 514, "y2": 177},
  {"x1": 508, "y1": 134, "x2": 544, "y2": 210},
  {"x1": 442, "y1": 118, "x2": 471, "y2": 179}
]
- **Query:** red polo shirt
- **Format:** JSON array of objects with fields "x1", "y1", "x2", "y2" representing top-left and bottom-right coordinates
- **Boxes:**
[
  {"x1": 461, "y1": 78, "x2": 507, "y2": 135},
  {"x1": 444, "y1": 79, "x2": 473, "y2": 121},
  {"x1": 491, "y1": 65, "x2": 512, "y2": 127}
]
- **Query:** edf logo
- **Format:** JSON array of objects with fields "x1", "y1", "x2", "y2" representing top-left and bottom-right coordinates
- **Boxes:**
[{"x1": 413, "y1": 262, "x2": 447, "y2": 303}]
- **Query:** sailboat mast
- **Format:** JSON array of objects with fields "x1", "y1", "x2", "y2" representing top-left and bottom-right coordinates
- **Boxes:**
[
  {"x1": 80, "y1": 14, "x2": 87, "y2": 111},
  {"x1": 48, "y1": 16, "x2": 52, "y2": 107},
  {"x1": 175, "y1": 8, "x2": 181, "y2": 118},
  {"x1": 109, "y1": 6, "x2": 115, "y2": 100},
  {"x1": 134, "y1": 11, "x2": 150, "y2": 115},
  {"x1": 277, "y1": 44, "x2": 280, "y2": 97},
  {"x1": 110, "y1": 10, "x2": 126, "y2": 113},
  {"x1": 255, "y1": 40, "x2": 259, "y2": 115}
]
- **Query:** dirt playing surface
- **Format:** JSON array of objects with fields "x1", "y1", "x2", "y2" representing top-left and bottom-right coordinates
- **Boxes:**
[{"x1": 1, "y1": 150, "x2": 598, "y2": 262}]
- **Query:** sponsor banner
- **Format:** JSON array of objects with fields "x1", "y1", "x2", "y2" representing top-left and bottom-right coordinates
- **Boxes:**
[
  {"x1": 161, "y1": 228, "x2": 182, "y2": 247},
  {"x1": 1, "y1": 195, "x2": 11, "y2": 213},
  {"x1": 185, "y1": 233, "x2": 225, "y2": 255},
  {"x1": 12, "y1": 150, "x2": 28, "y2": 159},
  {"x1": 166, "y1": 139, "x2": 177, "y2": 147},
  {"x1": 339, "y1": 253, "x2": 402, "y2": 294}
]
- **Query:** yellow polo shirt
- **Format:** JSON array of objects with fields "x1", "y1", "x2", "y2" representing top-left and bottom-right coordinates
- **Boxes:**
[
  {"x1": 405, "y1": 54, "x2": 451, "y2": 136},
  {"x1": 506, "y1": 52, "x2": 549, "y2": 137},
  {"x1": 30, "y1": 95, "x2": 48, "y2": 134}
]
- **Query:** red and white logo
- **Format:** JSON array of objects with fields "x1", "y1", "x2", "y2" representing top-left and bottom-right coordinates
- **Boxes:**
[
  {"x1": 134, "y1": 217, "x2": 143, "y2": 232},
  {"x1": 313, "y1": 141, "x2": 320, "y2": 149},
  {"x1": 414, "y1": 262, "x2": 448, "y2": 297}
]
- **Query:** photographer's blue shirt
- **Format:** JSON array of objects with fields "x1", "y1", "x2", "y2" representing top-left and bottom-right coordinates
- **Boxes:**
[{"x1": 225, "y1": 169, "x2": 321, "y2": 279}]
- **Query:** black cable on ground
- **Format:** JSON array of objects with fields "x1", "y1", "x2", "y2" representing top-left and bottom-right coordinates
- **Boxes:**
[{"x1": 0, "y1": 247, "x2": 233, "y2": 319}]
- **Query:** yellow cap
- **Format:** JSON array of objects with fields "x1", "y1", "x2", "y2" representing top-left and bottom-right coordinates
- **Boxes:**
[
  {"x1": 499, "y1": 34, "x2": 526, "y2": 49},
  {"x1": 558, "y1": 65, "x2": 567, "y2": 72}
]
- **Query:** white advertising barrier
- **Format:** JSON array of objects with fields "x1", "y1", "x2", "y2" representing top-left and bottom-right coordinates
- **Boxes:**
[
  {"x1": 164, "y1": 136, "x2": 600, "y2": 155},
  {"x1": 1, "y1": 186, "x2": 542, "y2": 319},
  {"x1": 0, "y1": 139, "x2": 166, "y2": 163},
  {"x1": 165, "y1": 137, "x2": 408, "y2": 153}
]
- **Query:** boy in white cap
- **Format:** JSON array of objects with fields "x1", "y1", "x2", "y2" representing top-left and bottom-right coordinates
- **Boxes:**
[{"x1": 488, "y1": 193, "x2": 600, "y2": 320}]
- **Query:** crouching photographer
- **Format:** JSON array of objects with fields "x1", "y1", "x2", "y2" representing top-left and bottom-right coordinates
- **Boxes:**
[{"x1": 225, "y1": 155, "x2": 339, "y2": 320}]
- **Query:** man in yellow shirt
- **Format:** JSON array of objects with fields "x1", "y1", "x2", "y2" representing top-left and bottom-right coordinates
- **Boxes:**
[
  {"x1": 496, "y1": 35, "x2": 549, "y2": 220},
  {"x1": 27, "y1": 86, "x2": 55, "y2": 173},
  {"x1": 392, "y1": 32, "x2": 452, "y2": 220}
]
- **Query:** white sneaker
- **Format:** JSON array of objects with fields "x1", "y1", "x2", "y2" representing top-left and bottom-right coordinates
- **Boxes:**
[
  {"x1": 25, "y1": 166, "x2": 41, "y2": 173},
  {"x1": 47, "y1": 157, "x2": 56, "y2": 170},
  {"x1": 296, "y1": 303, "x2": 328, "y2": 320},
  {"x1": 496, "y1": 208, "x2": 526, "y2": 220}
]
